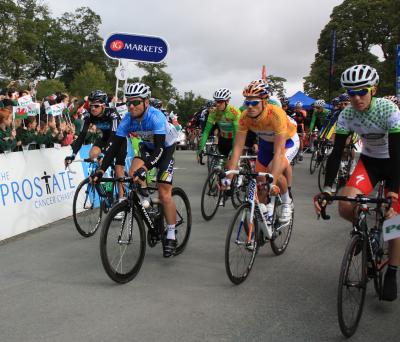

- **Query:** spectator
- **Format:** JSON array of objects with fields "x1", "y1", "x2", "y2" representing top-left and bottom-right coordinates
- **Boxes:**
[{"x1": 0, "y1": 108, "x2": 20, "y2": 152}]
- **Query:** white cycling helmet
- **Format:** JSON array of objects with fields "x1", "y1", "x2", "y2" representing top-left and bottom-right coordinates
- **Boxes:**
[
  {"x1": 125, "y1": 83, "x2": 151, "y2": 98},
  {"x1": 295, "y1": 101, "x2": 303, "y2": 108},
  {"x1": 314, "y1": 99, "x2": 326, "y2": 108},
  {"x1": 340, "y1": 64, "x2": 379, "y2": 88},
  {"x1": 213, "y1": 88, "x2": 231, "y2": 101}
]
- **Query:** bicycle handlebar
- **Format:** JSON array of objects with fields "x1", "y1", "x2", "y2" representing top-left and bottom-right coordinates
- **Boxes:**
[{"x1": 220, "y1": 169, "x2": 273, "y2": 182}]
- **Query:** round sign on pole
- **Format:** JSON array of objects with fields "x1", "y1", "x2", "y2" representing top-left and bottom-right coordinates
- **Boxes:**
[{"x1": 115, "y1": 65, "x2": 128, "y2": 81}]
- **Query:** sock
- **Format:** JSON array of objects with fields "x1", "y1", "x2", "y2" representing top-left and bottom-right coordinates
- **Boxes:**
[
  {"x1": 167, "y1": 224, "x2": 176, "y2": 240},
  {"x1": 281, "y1": 191, "x2": 291, "y2": 204},
  {"x1": 386, "y1": 265, "x2": 398, "y2": 278}
]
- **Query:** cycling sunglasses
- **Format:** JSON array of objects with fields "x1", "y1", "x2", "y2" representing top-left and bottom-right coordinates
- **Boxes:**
[
  {"x1": 244, "y1": 99, "x2": 262, "y2": 107},
  {"x1": 126, "y1": 99, "x2": 144, "y2": 107},
  {"x1": 90, "y1": 104, "x2": 103, "y2": 109},
  {"x1": 346, "y1": 87, "x2": 372, "y2": 97}
]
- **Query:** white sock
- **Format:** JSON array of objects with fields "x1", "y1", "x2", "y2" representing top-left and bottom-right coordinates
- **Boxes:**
[
  {"x1": 281, "y1": 191, "x2": 291, "y2": 204},
  {"x1": 167, "y1": 224, "x2": 176, "y2": 240}
]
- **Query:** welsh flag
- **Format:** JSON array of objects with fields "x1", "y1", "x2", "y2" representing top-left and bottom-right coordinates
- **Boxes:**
[{"x1": 12, "y1": 106, "x2": 28, "y2": 119}]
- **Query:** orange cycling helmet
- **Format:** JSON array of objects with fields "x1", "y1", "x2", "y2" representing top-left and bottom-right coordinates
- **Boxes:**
[{"x1": 242, "y1": 80, "x2": 269, "y2": 98}]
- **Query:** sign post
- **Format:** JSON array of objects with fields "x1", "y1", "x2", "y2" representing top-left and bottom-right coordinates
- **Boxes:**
[{"x1": 396, "y1": 44, "x2": 400, "y2": 102}]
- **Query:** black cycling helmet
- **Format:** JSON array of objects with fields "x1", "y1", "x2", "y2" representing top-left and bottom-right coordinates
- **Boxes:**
[
  {"x1": 205, "y1": 100, "x2": 214, "y2": 108},
  {"x1": 339, "y1": 93, "x2": 350, "y2": 102},
  {"x1": 280, "y1": 97, "x2": 289, "y2": 106},
  {"x1": 150, "y1": 97, "x2": 163, "y2": 109},
  {"x1": 88, "y1": 90, "x2": 108, "y2": 104},
  {"x1": 332, "y1": 97, "x2": 340, "y2": 107}
]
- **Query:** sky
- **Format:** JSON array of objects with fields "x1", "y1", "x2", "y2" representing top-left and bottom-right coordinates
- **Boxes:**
[{"x1": 44, "y1": 0, "x2": 344, "y2": 106}]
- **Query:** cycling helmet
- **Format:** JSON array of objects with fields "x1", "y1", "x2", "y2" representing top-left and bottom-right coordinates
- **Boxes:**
[
  {"x1": 213, "y1": 88, "x2": 231, "y2": 101},
  {"x1": 314, "y1": 99, "x2": 326, "y2": 108},
  {"x1": 242, "y1": 81, "x2": 269, "y2": 98},
  {"x1": 383, "y1": 95, "x2": 399, "y2": 107},
  {"x1": 339, "y1": 93, "x2": 350, "y2": 102},
  {"x1": 205, "y1": 100, "x2": 215, "y2": 108},
  {"x1": 340, "y1": 64, "x2": 379, "y2": 88},
  {"x1": 280, "y1": 97, "x2": 290, "y2": 106},
  {"x1": 332, "y1": 97, "x2": 340, "y2": 107},
  {"x1": 88, "y1": 90, "x2": 108, "y2": 104},
  {"x1": 295, "y1": 101, "x2": 303, "y2": 108},
  {"x1": 125, "y1": 83, "x2": 151, "y2": 98},
  {"x1": 150, "y1": 97, "x2": 163, "y2": 109}
]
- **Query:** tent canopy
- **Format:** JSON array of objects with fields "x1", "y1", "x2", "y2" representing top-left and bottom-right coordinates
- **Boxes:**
[{"x1": 288, "y1": 91, "x2": 316, "y2": 110}]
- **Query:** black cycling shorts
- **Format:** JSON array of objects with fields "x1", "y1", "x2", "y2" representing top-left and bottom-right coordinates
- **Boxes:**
[
  {"x1": 94, "y1": 137, "x2": 127, "y2": 166},
  {"x1": 137, "y1": 143, "x2": 176, "y2": 185},
  {"x1": 218, "y1": 136, "x2": 233, "y2": 156}
]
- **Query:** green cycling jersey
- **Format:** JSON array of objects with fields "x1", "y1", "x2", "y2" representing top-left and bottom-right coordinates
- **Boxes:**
[
  {"x1": 198, "y1": 104, "x2": 241, "y2": 152},
  {"x1": 309, "y1": 108, "x2": 330, "y2": 133}
]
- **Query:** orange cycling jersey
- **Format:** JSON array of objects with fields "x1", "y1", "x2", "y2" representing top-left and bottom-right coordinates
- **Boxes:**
[{"x1": 238, "y1": 104, "x2": 296, "y2": 142}]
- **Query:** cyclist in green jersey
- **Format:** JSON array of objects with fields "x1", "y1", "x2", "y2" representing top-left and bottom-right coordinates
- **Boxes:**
[
  {"x1": 308, "y1": 99, "x2": 330, "y2": 151},
  {"x1": 198, "y1": 88, "x2": 241, "y2": 158}
]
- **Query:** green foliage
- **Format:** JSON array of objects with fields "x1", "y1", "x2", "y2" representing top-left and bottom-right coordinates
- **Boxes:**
[
  {"x1": 137, "y1": 62, "x2": 178, "y2": 102},
  {"x1": 304, "y1": 0, "x2": 400, "y2": 100},
  {"x1": 173, "y1": 91, "x2": 207, "y2": 124},
  {"x1": 69, "y1": 62, "x2": 111, "y2": 97},
  {"x1": 36, "y1": 79, "x2": 66, "y2": 99},
  {"x1": 267, "y1": 75, "x2": 287, "y2": 98}
]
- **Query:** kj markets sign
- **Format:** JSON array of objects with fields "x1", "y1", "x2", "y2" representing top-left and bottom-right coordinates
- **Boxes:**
[{"x1": 103, "y1": 32, "x2": 169, "y2": 63}]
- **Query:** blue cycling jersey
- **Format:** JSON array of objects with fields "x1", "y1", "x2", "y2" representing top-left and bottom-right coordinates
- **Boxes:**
[{"x1": 116, "y1": 106, "x2": 177, "y2": 149}]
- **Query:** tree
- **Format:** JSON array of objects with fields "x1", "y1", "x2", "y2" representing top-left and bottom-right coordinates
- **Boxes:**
[
  {"x1": 36, "y1": 79, "x2": 66, "y2": 100},
  {"x1": 304, "y1": 0, "x2": 400, "y2": 100},
  {"x1": 69, "y1": 62, "x2": 111, "y2": 97},
  {"x1": 137, "y1": 62, "x2": 178, "y2": 102},
  {"x1": 174, "y1": 91, "x2": 207, "y2": 125},
  {"x1": 267, "y1": 75, "x2": 287, "y2": 98}
]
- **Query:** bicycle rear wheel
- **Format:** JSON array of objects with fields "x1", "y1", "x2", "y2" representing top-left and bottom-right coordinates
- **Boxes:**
[
  {"x1": 99, "y1": 201, "x2": 146, "y2": 283},
  {"x1": 201, "y1": 170, "x2": 222, "y2": 221},
  {"x1": 337, "y1": 233, "x2": 367, "y2": 338},
  {"x1": 270, "y1": 199, "x2": 294, "y2": 255},
  {"x1": 171, "y1": 187, "x2": 192, "y2": 255},
  {"x1": 225, "y1": 203, "x2": 258, "y2": 285},
  {"x1": 72, "y1": 178, "x2": 102, "y2": 237}
]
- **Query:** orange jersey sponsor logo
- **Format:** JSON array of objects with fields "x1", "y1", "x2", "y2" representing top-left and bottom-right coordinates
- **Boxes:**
[{"x1": 239, "y1": 104, "x2": 296, "y2": 142}]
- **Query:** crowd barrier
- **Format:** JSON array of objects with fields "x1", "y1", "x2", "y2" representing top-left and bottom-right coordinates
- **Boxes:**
[{"x1": 0, "y1": 143, "x2": 134, "y2": 241}]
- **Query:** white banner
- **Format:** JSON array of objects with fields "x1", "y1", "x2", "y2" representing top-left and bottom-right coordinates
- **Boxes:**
[
  {"x1": 45, "y1": 103, "x2": 65, "y2": 116},
  {"x1": 383, "y1": 214, "x2": 400, "y2": 241},
  {"x1": 17, "y1": 95, "x2": 33, "y2": 107},
  {"x1": 0, "y1": 147, "x2": 85, "y2": 241},
  {"x1": 12, "y1": 103, "x2": 41, "y2": 118},
  {"x1": 116, "y1": 104, "x2": 128, "y2": 118}
]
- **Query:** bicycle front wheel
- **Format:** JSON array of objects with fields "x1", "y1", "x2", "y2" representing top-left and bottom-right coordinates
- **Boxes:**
[
  {"x1": 317, "y1": 158, "x2": 327, "y2": 192},
  {"x1": 231, "y1": 175, "x2": 247, "y2": 209},
  {"x1": 201, "y1": 170, "x2": 222, "y2": 221},
  {"x1": 337, "y1": 233, "x2": 367, "y2": 338},
  {"x1": 72, "y1": 178, "x2": 102, "y2": 237},
  {"x1": 309, "y1": 151, "x2": 318, "y2": 174},
  {"x1": 100, "y1": 201, "x2": 146, "y2": 283},
  {"x1": 225, "y1": 203, "x2": 258, "y2": 285}
]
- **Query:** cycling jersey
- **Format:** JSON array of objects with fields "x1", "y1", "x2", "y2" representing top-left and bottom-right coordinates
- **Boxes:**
[
  {"x1": 71, "y1": 107, "x2": 120, "y2": 155},
  {"x1": 238, "y1": 104, "x2": 297, "y2": 142},
  {"x1": 309, "y1": 108, "x2": 330, "y2": 132},
  {"x1": 199, "y1": 104, "x2": 240, "y2": 151},
  {"x1": 116, "y1": 106, "x2": 177, "y2": 149},
  {"x1": 336, "y1": 98, "x2": 400, "y2": 158}
]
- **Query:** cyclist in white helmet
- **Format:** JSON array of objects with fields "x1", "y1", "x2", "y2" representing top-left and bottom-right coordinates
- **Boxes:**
[
  {"x1": 93, "y1": 82, "x2": 180, "y2": 257},
  {"x1": 315, "y1": 64, "x2": 400, "y2": 301},
  {"x1": 308, "y1": 99, "x2": 330, "y2": 151},
  {"x1": 198, "y1": 87, "x2": 241, "y2": 159}
]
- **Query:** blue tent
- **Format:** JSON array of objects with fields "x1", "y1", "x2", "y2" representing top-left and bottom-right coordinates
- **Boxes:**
[{"x1": 288, "y1": 91, "x2": 316, "y2": 110}]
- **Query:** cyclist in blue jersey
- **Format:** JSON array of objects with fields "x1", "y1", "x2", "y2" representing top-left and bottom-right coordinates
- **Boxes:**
[{"x1": 93, "y1": 83, "x2": 179, "y2": 257}]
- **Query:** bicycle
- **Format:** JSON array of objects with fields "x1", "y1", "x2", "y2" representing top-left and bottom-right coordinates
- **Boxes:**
[
  {"x1": 317, "y1": 183, "x2": 390, "y2": 337},
  {"x1": 70, "y1": 157, "x2": 121, "y2": 238},
  {"x1": 99, "y1": 178, "x2": 192, "y2": 283},
  {"x1": 224, "y1": 169, "x2": 294, "y2": 285},
  {"x1": 310, "y1": 138, "x2": 332, "y2": 175},
  {"x1": 317, "y1": 142, "x2": 356, "y2": 194}
]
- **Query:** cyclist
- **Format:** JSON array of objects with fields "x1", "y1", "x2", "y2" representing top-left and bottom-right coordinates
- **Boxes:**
[
  {"x1": 65, "y1": 90, "x2": 127, "y2": 201},
  {"x1": 291, "y1": 101, "x2": 307, "y2": 160},
  {"x1": 92, "y1": 83, "x2": 179, "y2": 258},
  {"x1": 225, "y1": 80, "x2": 298, "y2": 223},
  {"x1": 384, "y1": 95, "x2": 400, "y2": 109},
  {"x1": 308, "y1": 99, "x2": 330, "y2": 151},
  {"x1": 198, "y1": 88, "x2": 241, "y2": 160},
  {"x1": 314, "y1": 64, "x2": 400, "y2": 301}
]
